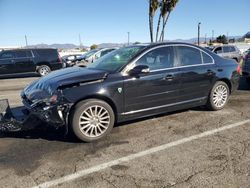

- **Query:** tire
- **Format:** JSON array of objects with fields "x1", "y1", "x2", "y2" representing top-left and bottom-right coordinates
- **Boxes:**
[
  {"x1": 70, "y1": 99, "x2": 115, "y2": 142},
  {"x1": 206, "y1": 81, "x2": 230, "y2": 111},
  {"x1": 37, "y1": 65, "x2": 51, "y2": 76}
]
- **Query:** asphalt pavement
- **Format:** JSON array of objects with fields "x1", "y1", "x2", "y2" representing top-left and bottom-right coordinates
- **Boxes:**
[{"x1": 0, "y1": 76, "x2": 250, "y2": 188}]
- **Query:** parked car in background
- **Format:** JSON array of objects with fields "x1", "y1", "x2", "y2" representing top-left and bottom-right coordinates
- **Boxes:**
[
  {"x1": 62, "y1": 54, "x2": 83, "y2": 67},
  {"x1": 73, "y1": 48, "x2": 116, "y2": 66},
  {"x1": 243, "y1": 48, "x2": 250, "y2": 58},
  {"x1": 208, "y1": 45, "x2": 242, "y2": 63},
  {"x1": 21, "y1": 42, "x2": 240, "y2": 142},
  {"x1": 0, "y1": 48, "x2": 63, "y2": 77},
  {"x1": 242, "y1": 50, "x2": 250, "y2": 84}
]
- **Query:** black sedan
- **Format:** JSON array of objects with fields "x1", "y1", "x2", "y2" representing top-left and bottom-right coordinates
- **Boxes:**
[{"x1": 21, "y1": 43, "x2": 240, "y2": 142}]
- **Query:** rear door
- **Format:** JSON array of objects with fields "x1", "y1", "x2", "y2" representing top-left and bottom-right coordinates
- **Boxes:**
[
  {"x1": 0, "y1": 51, "x2": 16, "y2": 75},
  {"x1": 13, "y1": 50, "x2": 36, "y2": 73},
  {"x1": 175, "y1": 45, "x2": 216, "y2": 102}
]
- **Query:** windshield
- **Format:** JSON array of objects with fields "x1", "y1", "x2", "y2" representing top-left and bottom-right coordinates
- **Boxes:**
[{"x1": 88, "y1": 46, "x2": 145, "y2": 72}]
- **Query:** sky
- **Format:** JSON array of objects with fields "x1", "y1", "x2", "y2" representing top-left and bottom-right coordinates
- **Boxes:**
[{"x1": 0, "y1": 0, "x2": 249, "y2": 47}]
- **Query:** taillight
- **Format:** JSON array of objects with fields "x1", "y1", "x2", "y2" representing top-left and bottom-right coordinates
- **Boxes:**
[{"x1": 236, "y1": 64, "x2": 241, "y2": 74}]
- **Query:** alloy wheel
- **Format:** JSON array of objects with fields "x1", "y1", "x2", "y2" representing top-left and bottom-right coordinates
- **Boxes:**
[
  {"x1": 212, "y1": 84, "x2": 228, "y2": 108},
  {"x1": 78, "y1": 105, "x2": 111, "y2": 138}
]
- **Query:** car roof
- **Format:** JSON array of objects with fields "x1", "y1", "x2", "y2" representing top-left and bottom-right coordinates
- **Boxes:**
[{"x1": 2, "y1": 48, "x2": 56, "y2": 52}]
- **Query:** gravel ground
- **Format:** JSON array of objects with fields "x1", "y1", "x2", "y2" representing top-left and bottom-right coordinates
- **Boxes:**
[{"x1": 0, "y1": 76, "x2": 250, "y2": 188}]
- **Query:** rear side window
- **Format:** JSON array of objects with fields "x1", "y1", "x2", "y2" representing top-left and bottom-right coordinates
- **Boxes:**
[
  {"x1": 229, "y1": 46, "x2": 236, "y2": 52},
  {"x1": 176, "y1": 46, "x2": 202, "y2": 66},
  {"x1": 0, "y1": 51, "x2": 15, "y2": 59},
  {"x1": 33, "y1": 49, "x2": 59, "y2": 61},
  {"x1": 223, "y1": 46, "x2": 230, "y2": 53},
  {"x1": 202, "y1": 52, "x2": 213, "y2": 64}
]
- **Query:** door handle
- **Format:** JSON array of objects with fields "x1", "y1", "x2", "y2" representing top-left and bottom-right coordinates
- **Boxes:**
[{"x1": 164, "y1": 74, "x2": 174, "y2": 81}]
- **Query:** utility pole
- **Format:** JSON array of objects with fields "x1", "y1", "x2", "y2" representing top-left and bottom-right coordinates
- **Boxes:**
[
  {"x1": 198, "y1": 22, "x2": 201, "y2": 46},
  {"x1": 205, "y1": 33, "x2": 207, "y2": 44},
  {"x1": 25, "y1": 35, "x2": 28, "y2": 47},
  {"x1": 79, "y1": 34, "x2": 83, "y2": 48},
  {"x1": 212, "y1": 30, "x2": 214, "y2": 42},
  {"x1": 127, "y1": 32, "x2": 130, "y2": 46}
]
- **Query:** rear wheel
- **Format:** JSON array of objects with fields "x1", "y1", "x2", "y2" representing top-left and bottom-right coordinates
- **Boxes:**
[
  {"x1": 37, "y1": 65, "x2": 51, "y2": 76},
  {"x1": 70, "y1": 99, "x2": 115, "y2": 142},
  {"x1": 206, "y1": 81, "x2": 230, "y2": 111}
]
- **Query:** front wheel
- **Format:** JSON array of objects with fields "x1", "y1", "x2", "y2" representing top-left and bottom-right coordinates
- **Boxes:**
[
  {"x1": 70, "y1": 99, "x2": 115, "y2": 142},
  {"x1": 206, "y1": 81, "x2": 230, "y2": 111}
]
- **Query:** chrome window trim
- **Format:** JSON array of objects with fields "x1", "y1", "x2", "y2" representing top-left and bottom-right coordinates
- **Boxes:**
[{"x1": 122, "y1": 44, "x2": 215, "y2": 75}]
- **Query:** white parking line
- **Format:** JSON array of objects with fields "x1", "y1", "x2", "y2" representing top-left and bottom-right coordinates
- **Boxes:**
[{"x1": 32, "y1": 119, "x2": 250, "y2": 188}]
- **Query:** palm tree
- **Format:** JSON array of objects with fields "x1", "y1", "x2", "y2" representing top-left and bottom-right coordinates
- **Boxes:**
[
  {"x1": 149, "y1": 0, "x2": 160, "y2": 42},
  {"x1": 159, "y1": 0, "x2": 178, "y2": 41}
]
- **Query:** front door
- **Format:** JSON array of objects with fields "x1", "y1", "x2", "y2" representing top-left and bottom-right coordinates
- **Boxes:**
[
  {"x1": 0, "y1": 51, "x2": 16, "y2": 75},
  {"x1": 123, "y1": 46, "x2": 181, "y2": 113}
]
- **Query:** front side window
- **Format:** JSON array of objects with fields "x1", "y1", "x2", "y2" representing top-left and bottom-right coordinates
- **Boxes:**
[
  {"x1": 0, "y1": 51, "x2": 15, "y2": 59},
  {"x1": 176, "y1": 46, "x2": 202, "y2": 66},
  {"x1": 135, "y1": 47, "x2": 174, "y2": 70},
  {"x1": 88, "y1": 46, "x2": 144, "y2": 72}
]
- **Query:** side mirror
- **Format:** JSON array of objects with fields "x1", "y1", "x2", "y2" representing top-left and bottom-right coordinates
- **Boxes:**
[{"x1": 128, "y1": 65, "x2": 150, "y2": 76}]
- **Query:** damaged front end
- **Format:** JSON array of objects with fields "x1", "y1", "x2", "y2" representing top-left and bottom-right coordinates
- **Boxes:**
[{"x1": 21, "y1": 88, "x2": 72, "y2": 129}]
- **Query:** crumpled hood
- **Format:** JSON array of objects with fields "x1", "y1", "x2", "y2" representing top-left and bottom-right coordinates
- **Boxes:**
[{"x1": 23, "y1": 67, "x2": 108, "y2": 99}]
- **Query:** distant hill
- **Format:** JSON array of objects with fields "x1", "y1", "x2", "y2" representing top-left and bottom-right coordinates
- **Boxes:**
[
  {"x1": 27, "y1": 35, "x2": 243, "y2": 49},
  {"x1": 27, "y1": 43, "x2": 85, "y2": 49}
]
